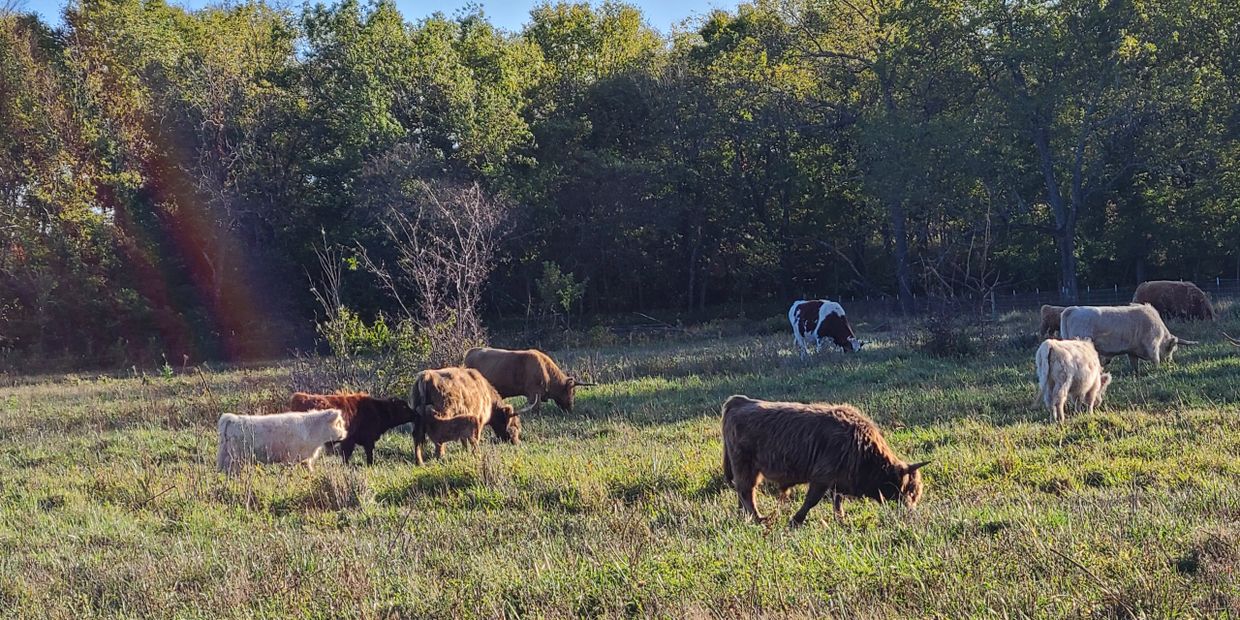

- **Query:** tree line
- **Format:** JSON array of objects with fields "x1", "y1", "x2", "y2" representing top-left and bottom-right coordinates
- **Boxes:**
[{"x1": 1, "y1": 0, "x2": 1237, "y2": 363}]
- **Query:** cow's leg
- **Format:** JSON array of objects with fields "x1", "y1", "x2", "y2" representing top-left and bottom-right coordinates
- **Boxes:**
[
  {"x1": 833, "y1": 493, "x2": 845, "y2": 521},
  {"x1": 731, "y1": 467, "x2": 763, "y2": 522},
  {"x1": 1051, "y1": 380, "x2": 1070, "y2": 424},
  {"x1": 414, "y1": 442, "x2": 424, "y2": 466},
  {"x1": 790, "y1": 482, "x2": 830, "y2": 527},
  {"x1": 363, "y1": 442, "x2": 375, "y2": 466},
  {"x1": 339, "y1": 440, "x2": 356, "y2": 465},
  {"x1": 1129, "y1": 354, "x2": 1140, "y2": 376},
  {"x1": 435, "y1": 442, "x2": 446, "y2": 460}
]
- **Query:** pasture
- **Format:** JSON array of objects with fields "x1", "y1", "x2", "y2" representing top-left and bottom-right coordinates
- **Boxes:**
[{"x1": 1, "y1": 311, "x2": 1239, "y2": 618}]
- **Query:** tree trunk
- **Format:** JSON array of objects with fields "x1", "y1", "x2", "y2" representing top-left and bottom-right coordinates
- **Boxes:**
[
  {"x1": 1031, "y1": 123, "x2": 1079, "y2": 304},
  {"x1": 687, "y1": 226, "x2": 700, "y2": 312},
  {"x1": 891, "y1": 200, "x2": 913, "y2": 313},
  {"x1": 1055, "y1": 227, "x2": 1079, "y2": 303}
]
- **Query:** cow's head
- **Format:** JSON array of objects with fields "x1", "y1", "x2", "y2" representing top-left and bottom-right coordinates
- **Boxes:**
[
  {"x1": 1163, "y1": 334, "x2": 1198, "y2": 363},
  {"x1": 552, "y1": 378, "x2": 576, "y2": 413},
  {"x1": 319, "y1": 409, "x2": 348, "y2": 443},
  {"x1": 820, "y1": 312, "x2": 864, "y2": 352},
  {"x1": 490, "y1": 403, "x2": 521, "y2": 444},
  {"x1": 875, "y1": 460, "x2": 929, "y2": 508}
]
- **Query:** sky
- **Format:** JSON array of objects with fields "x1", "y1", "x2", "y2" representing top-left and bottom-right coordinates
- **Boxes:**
[{"x1": 18, "y1": 0, "x2": 741, "y2": 33}]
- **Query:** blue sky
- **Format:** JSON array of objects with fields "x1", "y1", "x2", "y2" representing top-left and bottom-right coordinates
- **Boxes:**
[{"x1": 18, "y1": 0, "x2": 741, "y2": 32}]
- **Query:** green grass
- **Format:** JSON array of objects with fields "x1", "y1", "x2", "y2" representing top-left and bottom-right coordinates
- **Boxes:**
[{"x1": 2, "y1": 313, "x2": 1240, "y2": 618}]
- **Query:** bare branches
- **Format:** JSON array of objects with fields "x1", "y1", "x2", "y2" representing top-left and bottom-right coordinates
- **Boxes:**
[{"x1": 357, "y1": 179, "x2": 509, "y2": 366}]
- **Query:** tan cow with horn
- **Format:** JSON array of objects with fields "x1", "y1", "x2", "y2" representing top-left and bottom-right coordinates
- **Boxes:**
[{"x1": 463, "y1": 347, "x2": 595, "y2": 414}]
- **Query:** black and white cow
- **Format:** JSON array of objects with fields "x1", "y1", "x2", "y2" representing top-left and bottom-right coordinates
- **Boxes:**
[{"x1": 788, "y1": 299, "x2": 864, "y2": 359}]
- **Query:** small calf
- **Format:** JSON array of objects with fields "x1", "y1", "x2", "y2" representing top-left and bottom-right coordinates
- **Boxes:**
[
  {"x1": 216, "y1": 409, "x2": 347, "y2": 473},
  {"x1": 1036, "y1": 339, "x2": 1111, "y2": 424}
]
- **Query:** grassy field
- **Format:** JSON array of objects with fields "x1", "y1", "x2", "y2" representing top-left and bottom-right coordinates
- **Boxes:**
[{"x1": 2, "y1": 310, "x2": 1239, "y2": 618}]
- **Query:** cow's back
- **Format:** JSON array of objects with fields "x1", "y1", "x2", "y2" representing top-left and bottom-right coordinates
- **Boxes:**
[
  {"x1": 723, "y1": 397, "x2": 876, "y2": 489},
  {"x1": 464, "y1": 347, "x2": 546, "y2": 399},
  {"x1": 1062, "y1": 304, "x2": 1164, "y2": 358}
]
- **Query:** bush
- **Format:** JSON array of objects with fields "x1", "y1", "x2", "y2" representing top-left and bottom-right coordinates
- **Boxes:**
[{"x1": 919, "y1": 314, "x2": 983, "y2": 358}]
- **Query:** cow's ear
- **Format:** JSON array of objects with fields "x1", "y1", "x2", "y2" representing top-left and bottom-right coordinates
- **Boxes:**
[{"x1": 567, "y1": 376, "x2": 577, "y2": 387}]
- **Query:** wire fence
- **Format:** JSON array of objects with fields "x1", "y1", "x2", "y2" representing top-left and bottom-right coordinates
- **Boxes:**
[{"x1": 822, "y1": 277, "x2": 1240, "y2": 319}]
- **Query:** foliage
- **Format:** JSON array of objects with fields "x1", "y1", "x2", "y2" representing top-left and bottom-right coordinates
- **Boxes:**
[
  {"x1": 0, "y1": 0, "x2": 1238, "y2": 364},
  {"x1": 536, "y1": 261, "x2": 587, "y2": 318}
]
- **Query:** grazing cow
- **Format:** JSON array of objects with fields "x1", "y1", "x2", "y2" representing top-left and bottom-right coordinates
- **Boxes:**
[
  {"x1": 289, "y1": 393, "x2": 418, "y2": 465},
  {"x1": 216, "y1": 409, "x2": 347, "y2": 474},
  {"x1": 409, "y1": 367, "x2": 522, "y2": 465},
  {"x1": 1060, "y1": 303, "x2": 1198, "y2": 374},
  {"x1": 463, "y1": 347, "x2": 593, "y2": 414},
  {"x1": 1040, "y1": 304, "x2": 1066, "y2": 338},
  {"x1": 1133, "y1": 280, "x2": 1215, "y2": 321},
  {"x1": 721, "y1": 395, "x2": 928, "y2": 526},
  {"x1": 788, "y1": 299, "x2": 864, "y2": 359},
  {"x1": 1036, "y1": 339, "x2": 1111, "y2": 424}
]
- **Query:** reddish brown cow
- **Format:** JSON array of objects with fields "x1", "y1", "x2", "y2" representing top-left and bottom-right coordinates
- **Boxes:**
[
  {"x1": 1132, "y1": 280, "x2": 1215, "y2": 321},
  {"x1": 409, "y1": 367, "x2": 521, "y2": 464},
  {"x1": 289, "y1": 392, "x2": 367, "y2": 424},
  {"x1": 462, "y1": 347, "x2": 593, "y2": 414},
  {"x1": 289, "y1": 392, "x2": 417, "y2": 465},
  {"x1": 722, "y1": 395, "x2": 929, "y2": 526}
]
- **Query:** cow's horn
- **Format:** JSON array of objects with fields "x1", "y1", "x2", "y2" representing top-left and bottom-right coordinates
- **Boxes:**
[
  {"x1": 575, "y1": 381, "x2": 598, "y2": 387},
  {"x1": 516, "y1": 394, "x2": 541, "y2": 414},
  {"x1": 1176, "y1": 337, "x2": 1200, "y2": 346},
  {"x1": 907, "y1": 460, "x2": 932, "y2": 472},
  {"x1": 1223, "y1": 332, "x2": 1240, "y2": 347}
]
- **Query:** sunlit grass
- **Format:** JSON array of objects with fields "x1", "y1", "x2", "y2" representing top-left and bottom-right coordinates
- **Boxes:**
[{"x1": 1, "y1": 311, "x2": 1239, "y2": 617}]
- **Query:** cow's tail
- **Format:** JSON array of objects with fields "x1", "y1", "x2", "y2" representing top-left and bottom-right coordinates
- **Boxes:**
[
  {"x1": 720, "y1": 396, "x2": 751, "y2": 488},
  {"x1": 216, "y1": 414, "x2": 236, "y2": 473},
  {"x1": 1035, "y1": 342, "x2": 1053, "y2": 408}
]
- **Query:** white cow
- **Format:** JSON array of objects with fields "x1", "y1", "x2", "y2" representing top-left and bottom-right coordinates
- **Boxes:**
[
  {"x1": 1036, "y1": 339, "x2": 1111, "y2": 424},
  {"x1": 216, "y1": 409, "x2": 347, "y2": 473},
  {"x1": 1060, "y1": 303, "x2": 1197, "y2": 374}
]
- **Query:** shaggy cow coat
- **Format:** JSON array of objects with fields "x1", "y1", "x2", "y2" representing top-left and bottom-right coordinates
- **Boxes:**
[
  {"x1": 463, "y1": 347, "x2": 580, "y2": 413},
  {"x1": 1036, "y1": 339, "x2": 1111, "y2": 423},
  {"x1": 1132, "y1": 280, "x2": 1215, "y2": 321},
  {"x1": 1040, "y1": 305, "x2": 1066, "y2": 338},
  {"x1": 1060, "y1": 303, "x2": 1197, "y2": 374},
  {"x1": 409, "y1": 367, "x2": 521, "y2": 464},
  {"x1": 216, "y1": 409, "x2": 347, "y2": 474},
  {"x1": 721, "y1": 395, "x2": 927, "y2": 526}
]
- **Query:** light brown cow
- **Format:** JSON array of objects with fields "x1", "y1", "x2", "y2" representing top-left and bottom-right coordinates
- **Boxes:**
[
  {"x1": 721, "y1": 395, "x2": 929, "y2": 527},
  {"x1": 1133, "y1": 280, "x2": 1215, "y2": 321},
  {"x1": 1036, "y1": 338, "x2": 1111, "y2": 424},
  {"x1": 462, "y1": 347, "x2": 593, "y2": 414},
  {"x1": 1040, "y1": 304, "x2": 1066, "y2": 338},
  {"x1": 409, "y1": 367, "x2": 521, "y2": 465}
]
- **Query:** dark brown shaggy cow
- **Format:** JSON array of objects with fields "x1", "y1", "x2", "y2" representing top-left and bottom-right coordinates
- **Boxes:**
[
  {"x1": 462, "y1": 347, "x2": 593, "y2": 414},
  {"x1": 1133, "y1": 280, "x2": 1215, "y2": 321},
  {"x1": 721, "y1": 395, "x2": 929, "y2": 526},
  {"x1": 289, "y1": 392, "x2": 417, "y2": 465},
  {"x1": 1039, "y1": 304, "x2": 1065, "y2": 338},
  {"x1": 409, "y1": 367, "x2": 521, "y2": 464}
]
